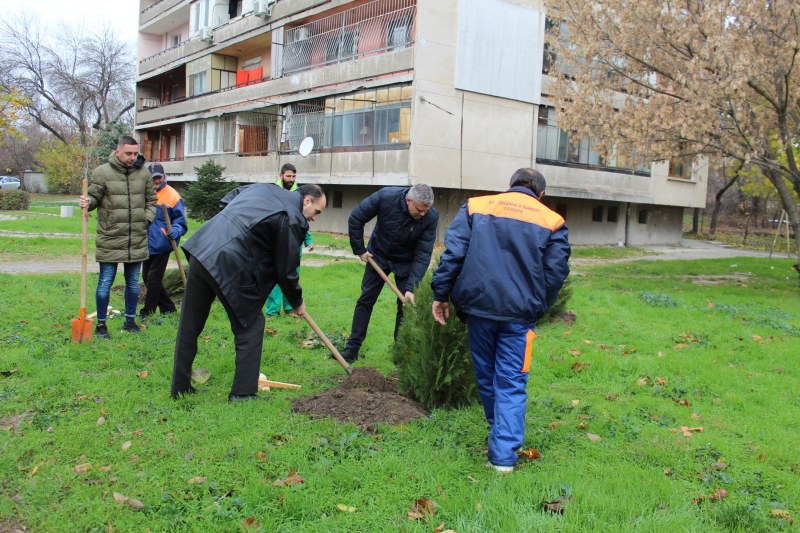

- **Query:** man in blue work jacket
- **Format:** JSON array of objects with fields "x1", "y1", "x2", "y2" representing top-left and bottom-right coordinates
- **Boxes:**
[{"x1": 431, "y1": 168, "x2": 570, "y2": 473}]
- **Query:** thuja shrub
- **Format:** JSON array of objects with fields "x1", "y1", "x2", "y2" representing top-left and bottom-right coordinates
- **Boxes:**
[
  {"x1": 392, "y1": 268, "x2": 478, "y2": 410},
  {"x1": 0, "y1": 189, "x2": 29, "y2": 210},
  {"x1": 393, "y1": 268, "x2": 573, "y2": 411},
  {"x1": 182, "y1": 159, "x2": 238, "y2": 221}
]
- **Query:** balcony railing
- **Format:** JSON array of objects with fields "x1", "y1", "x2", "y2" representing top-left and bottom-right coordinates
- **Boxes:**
[{"x1": 284, "y1": 0, "x2": 416, "y2": 75}]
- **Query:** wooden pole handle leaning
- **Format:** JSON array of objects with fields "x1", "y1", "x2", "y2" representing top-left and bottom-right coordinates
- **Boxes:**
[
  {"x1": 161, "y1": 203, "x2": 187, "y2": 287},
  {"x1": 301, "y1": 311, "x2": 352, "y2": 374},
  {"x1": 259, "y1": 378, "x2": 301, "y2": 390},
  {"x1": 366, "y1": 256, "x2": 406, "y2": 302},
  {"x1": 80, "y1": 178, "x2": 89, "y2": 311}
]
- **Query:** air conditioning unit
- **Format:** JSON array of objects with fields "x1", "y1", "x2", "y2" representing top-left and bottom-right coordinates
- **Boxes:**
[
  {"x1": 253, "y1": 0, "x2": 276, "y2": 18},
  {"x1": 199, "y1": 26, "x2": 213, "y2": 43}
]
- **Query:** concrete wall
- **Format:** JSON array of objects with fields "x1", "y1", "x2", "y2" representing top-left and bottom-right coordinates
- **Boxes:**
[{"x1": 20, "y1": 172, "x2": 47, "y2": 193}]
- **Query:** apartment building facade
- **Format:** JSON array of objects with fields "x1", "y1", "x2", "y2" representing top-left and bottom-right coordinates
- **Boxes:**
[{"x1": 135, "y1": 0, "x2": 708, "y2": 245}]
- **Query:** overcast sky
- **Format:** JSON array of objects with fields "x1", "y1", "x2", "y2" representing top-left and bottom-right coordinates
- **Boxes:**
[{"x1": 0, "y1": 0, "x2": 140, "y2": 45}]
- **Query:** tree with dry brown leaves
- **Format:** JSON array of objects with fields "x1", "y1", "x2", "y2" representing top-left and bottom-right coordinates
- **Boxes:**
[{"x1": 544, "y1": 0, "x2": 800, "y2": 271}]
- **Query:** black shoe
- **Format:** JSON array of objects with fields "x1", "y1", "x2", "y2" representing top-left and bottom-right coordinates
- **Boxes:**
[
  {"x1": 139, "y1": 308, "x2": 154, "y2": 320},
  {"x1": 122, "y1": 319, "x2": 141, "y2": 333},
  {"x1": 228, "y1": 393, "x2": 265, "y2": 402},
  {"x1": 171, "y1": 386, "x2": 197, "y2": 399},
  {"x1": 95, "y1": 323, "x2": 110, "y2": 340},
  {"x1": 340, "y1": 349, "x2": 359, "y2": 363}
]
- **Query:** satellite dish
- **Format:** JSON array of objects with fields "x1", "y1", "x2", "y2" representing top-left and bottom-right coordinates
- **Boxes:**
[{"x1": 298, "y1": 136, "x2": 314, "y2": 157}]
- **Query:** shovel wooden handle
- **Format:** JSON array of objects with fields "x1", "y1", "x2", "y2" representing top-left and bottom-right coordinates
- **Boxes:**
[
  {"x1": 366, "y1": 256, "x2": 406, "y2": 302},
  {"x1": 80, "y1": 178, "x2": 89, "y2": 310},
  {"x1": 301, "y1": 311, "x2": 352, "y2": 375},
  {"x1": 161, "y1": 203, "x2": 187, "y2": 287}
]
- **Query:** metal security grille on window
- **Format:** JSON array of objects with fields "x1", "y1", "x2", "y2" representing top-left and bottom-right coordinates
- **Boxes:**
[
  {"x1": 285, "y1": 101, "x2": 325, "y2": 152},
  {"x1": 283, "y1": 0, "x2": 416, "y2": 75}
]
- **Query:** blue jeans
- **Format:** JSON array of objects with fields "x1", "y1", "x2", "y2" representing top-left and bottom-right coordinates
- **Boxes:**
[
  {"x1": 467, "y1": 316, "x2": 535, "y2": 467},
  {"x1": 96, "y1": 262, "x2": 142, "y2": 320}
]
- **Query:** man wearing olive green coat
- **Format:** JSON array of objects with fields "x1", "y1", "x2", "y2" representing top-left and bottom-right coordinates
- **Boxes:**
[{"x1": 79, "y1": 136, "x2": 157, "y2": 339}]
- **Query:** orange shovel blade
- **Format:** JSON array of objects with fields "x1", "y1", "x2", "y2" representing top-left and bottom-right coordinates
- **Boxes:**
[{"x1": 71, "y1": 308, "x2": 94, "y2": 343}]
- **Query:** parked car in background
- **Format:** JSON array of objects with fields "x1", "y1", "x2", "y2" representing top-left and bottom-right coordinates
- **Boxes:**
[{"x1": 0, "y1": 176, "x2": 21, "y2": 190}]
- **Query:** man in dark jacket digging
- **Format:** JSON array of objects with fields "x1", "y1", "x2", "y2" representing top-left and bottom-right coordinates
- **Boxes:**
[
  {"x1": 341, "y1": 184, "x2": 439, "y2": 363},
  {"x1": 79, "y1": 136, "x2": 157, "y2": 339},
  {"x1": 171, "y1": 183, "x2": 326, "y2": 402}
]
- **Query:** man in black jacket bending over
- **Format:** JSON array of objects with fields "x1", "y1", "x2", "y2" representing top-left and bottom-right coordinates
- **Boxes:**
[
  {"x1": 171, "y1": 184, "x2": 326, "y2": 401},
  {"x1": 342, "y1": 184, "x2": 439, "y2": 363}
]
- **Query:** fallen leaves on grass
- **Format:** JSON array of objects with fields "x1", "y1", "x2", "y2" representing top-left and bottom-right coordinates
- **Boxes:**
[
  {"x1": 112, "y1": 492, "x2": 144, "y2": 510},
  {"x1": 187, "y1": 476, "x2": 207, "y2": 484},
  {"x1": 74, "y1": 463, "x2": 92, "y2": 473},
  {"x1": 542, "y1": 496, "x2": 571, "y2": 514},
  {"x1": 272, "y1": 470, "x2": 304, "y2": 487},
  {"x1": 605, "y1": 393, "x2": 619, "y2": 401},
  {"x1": 121, "y1": 441, "x2": 132, "y2": 451},
  {"x1": 771, "y1": 510, "x2": 794, "y2": 524},
  {"x1": 191, "y1": 368, "x2": 211, "y2": 384},
  {"x1": 97, "y1": 416, "x2": 105, "y2": 426},
  {"x1": 672, "y1": 397, "x2": 691, "y2": 407},
  {"x1": 407, "y1": 497, "x2": 437, "y2": 521},
  {"x1": 137, "y1": 370, "x2": 149, "y2": 379},
  {"x1": 568, "y1": 348, "x2": 581, "y2": 356},
  {"x1": 336, "y1": 504, "x2": 356, "y2": 513},
  {"x1": 693, "y1": 488, "x2": 728, "y2": 504},
  {"x1": 571, "y1": 362, "x2": 590, "y2": 372},
  {"x1": 586, "y1": 433, "x2": 602, "y2": 442},
  {"x1": 671, "y1": 426, "x2": 703, "y2": 437},
  {"x1": 242, "y1": 517, "x2": 260, "y2": 529},
  {"x1": 432, "y1": 523, "x2": 455, "y2": 533},
  {"x1": 517, "y1": 448, "x2": 542, "y2": 460}
]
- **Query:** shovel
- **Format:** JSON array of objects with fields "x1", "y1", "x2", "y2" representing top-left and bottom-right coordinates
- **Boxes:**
[
  {"x1": 366, "y1": 256, "x2": 406, "y2": 303},
  {"x1": 161, "y1": 204, "x2": 187, "y2": 286},
  {"x1": 301, "y1": 311, "x2": 352, "y2": 375},
  {"x1": 71, "y1": 177, "x2": 93, "y2": 342}
]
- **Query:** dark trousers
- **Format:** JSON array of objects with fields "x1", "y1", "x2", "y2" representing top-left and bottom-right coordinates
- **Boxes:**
[
  {"x1": 171, "y1": 258, "x2": 266, "y2": 399},
  {"x1": 141, "y1": 252, "x2": 176, "y2": 315},
  {"x1": 344, "y1": 262, "x2": 407, "y2": 354}
]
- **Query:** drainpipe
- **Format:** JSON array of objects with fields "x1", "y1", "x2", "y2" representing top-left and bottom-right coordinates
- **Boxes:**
[{"x1": 624, "y1": 203, "x2": 632, "y2": 247}]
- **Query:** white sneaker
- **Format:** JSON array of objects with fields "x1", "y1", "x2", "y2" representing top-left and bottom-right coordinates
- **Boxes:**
[{"x1": 486, "y1": 462, "x2": 514, "y2": 474}]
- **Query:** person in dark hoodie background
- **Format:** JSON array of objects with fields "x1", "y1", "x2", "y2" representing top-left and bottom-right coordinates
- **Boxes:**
[
  {"x1": 79, "y1": 136, "x2": 157, "y2": 339},
  {"x1": 140, "y1": 163, "x2": 187, "y2": 319}
]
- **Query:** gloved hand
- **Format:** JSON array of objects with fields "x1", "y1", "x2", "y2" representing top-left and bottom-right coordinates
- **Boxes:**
[{"x1": 167, "y1": 227, "x2": 181, "y2": 240}]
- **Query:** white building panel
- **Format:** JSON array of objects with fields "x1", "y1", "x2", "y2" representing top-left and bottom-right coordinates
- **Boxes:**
[{"x1": 455, "y1": 0, "x2": 545, "y2": 104}]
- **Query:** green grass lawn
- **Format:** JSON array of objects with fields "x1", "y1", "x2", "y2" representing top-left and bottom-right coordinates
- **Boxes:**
[{"x1": 1, "y1": 207, "x2": 799, "y2": 531}]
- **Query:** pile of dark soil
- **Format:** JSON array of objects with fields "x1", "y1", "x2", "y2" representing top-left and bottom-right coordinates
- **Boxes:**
[{"x1": 291, "y1": 367, "x2": 428, "y2": 430}]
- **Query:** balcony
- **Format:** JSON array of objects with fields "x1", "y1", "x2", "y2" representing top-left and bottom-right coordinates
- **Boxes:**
[{"x1": 283, "y1": 0, "x2": 416, "y2": 76}]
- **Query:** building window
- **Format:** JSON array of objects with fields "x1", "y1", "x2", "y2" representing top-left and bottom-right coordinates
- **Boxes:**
[
  {"x1": 285, "y1": 100, "x2": 325, "y2": 152},
  {"x1": 191, "y1": 0, "x2": 210, "y2": 34},
  {"x1": 607, "y1": 206, "x2": 618, "y2": 223},
  {"x1": 187, "y1": 121, "x2": 207, "y2": 154},
  {"x1": 212, "y1": 116, "x2": 236, "y2": 153},
  {"x1": 238, "y1": 111, "x2": 280, "y2": 155},
  {"x1": 188, "y1": 71, "x2": 208, "y2": 97},
  {"x1": 325, "y1": 31, "x2": 359, "y2": 64},
  {"x1": 638, "y1": 209, "x2": 649, "y2": 224},
  {"x1": 387, "y1": 15, "x2": 412, "y2": 50},
  {"x1": 325, "y1": 85, "x2": 412, "y2": 147},
  {"x1": 669, "y1": 156, "x2": 692, "y2": 179},
  {"x1": 592, "y1": 206, "x2": 604, "y2": 222},
  {"x1": 333, "y1": 191, "x2": 343, "y2": 208},
  {"x1": 537, "y1": 106, "x2": 648, "y2": 173}
]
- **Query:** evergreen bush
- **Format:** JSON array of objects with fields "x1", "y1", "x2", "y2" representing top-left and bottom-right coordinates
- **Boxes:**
[
  {"x1": 0, "y1": 189, "x2": 29, "y2": 210},
  {"x1": 393, "y1": 264, "x2": 573, "y2": 411},
  {"x1": 182, "y1": 160, "x2": 238, "y2": 221},
  {"x1": 392, "y1": 266, "x2": 478, "y2": 410}
]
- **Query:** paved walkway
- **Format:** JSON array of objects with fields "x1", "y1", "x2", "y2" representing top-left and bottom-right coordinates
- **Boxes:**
[{"x1": 0, "y1": 239, "x2": 788, "y2": 275}]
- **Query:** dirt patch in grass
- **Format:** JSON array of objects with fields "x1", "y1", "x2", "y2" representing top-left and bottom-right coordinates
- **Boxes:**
[{"x1": 291, "y1": 367, "x2": 428, "y2": 430}]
